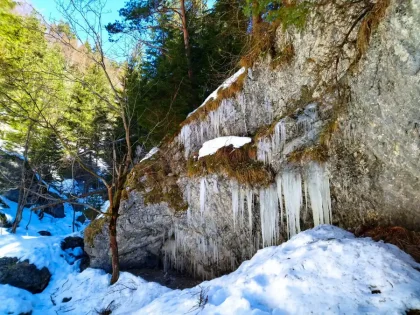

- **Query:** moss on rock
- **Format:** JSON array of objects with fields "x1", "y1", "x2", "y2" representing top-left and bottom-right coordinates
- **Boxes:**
[
  {"x1": 187, "y1": 143, "x2": 274, "y2": 187},
  {"x1": 125, "y1": 149, "x2": 188, "y2": 212},
  {"x1": 84, "y1": 216, "x2": 108, "y2": 247}
]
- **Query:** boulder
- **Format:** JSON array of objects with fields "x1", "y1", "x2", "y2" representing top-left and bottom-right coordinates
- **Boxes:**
[
  {"x1": 42, "y1": 203, "x2": 65, "y2": 218},
  {"x1": 0, "y1": 212, "x2": 12, "y2": 228},
  {"x1": 3, "y1": 188, "x2": 20, "y2": 203},
  {"x1": 0, "y1": 257, "x2": 51, "y2": 293},
  {"x1": 61, "y1": 236, "x2": 89, "y2": 271},
  {"x1": 61, "y1": 236, "x2": 84, "y2": 251},
  {"x1": 38, "y1": 231, "x2": 52, "y2": 236}
]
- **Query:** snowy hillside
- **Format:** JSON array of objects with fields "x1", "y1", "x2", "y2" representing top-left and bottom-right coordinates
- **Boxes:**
[{"x1": 1, "y1": 223, "x2": 419, "y2": 314}]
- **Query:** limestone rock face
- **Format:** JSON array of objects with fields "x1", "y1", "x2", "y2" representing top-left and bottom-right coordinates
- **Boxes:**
[{"x1": 86, "y1": 0, "x2": 420, "y2": 278}]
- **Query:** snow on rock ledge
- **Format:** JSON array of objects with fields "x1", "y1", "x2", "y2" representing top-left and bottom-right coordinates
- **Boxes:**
[
  {"x1": 198, "y1": 136, "x2": 252, "y2": 158},
  {"x1": 140, "y1": 147, "x2": 159, "y2": 162},
  {"x1": 187, "y1": 67, "x2": 246, "y2": 118}
]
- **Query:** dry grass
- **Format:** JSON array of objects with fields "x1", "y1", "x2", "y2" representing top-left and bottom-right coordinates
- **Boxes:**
[
  {"x1": 125, "y1": 150, "x2": 188, "y2": 212},
  {"x1": 288, "y1": 144, "x2": 329, "y2": 164},
  {"x1": 319, "y1": 119, "x2": 339, "y2": 148},
  {"x1": 355, "y1": 226, "x2": 420, "y2": 263},
  {"x1": 356, "y1": 0, "x2": 390, "y2": 58},
  {"x1": 180, "y1": 70, "x2": 247, "y2": 127},
  {"x1": 239, "y1": 21, "x2": 280, "y2": 69},
  {"x1": 85, "y1": 216, "x2": 108, "y2": 247},
  {"x1": 188, "y1": 144, "x2": 274, "y2": 187}
]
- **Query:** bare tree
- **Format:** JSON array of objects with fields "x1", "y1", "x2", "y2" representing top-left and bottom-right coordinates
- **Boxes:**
[{"x1": 47, "y1": 0, "x2": 134, "y2": 284}]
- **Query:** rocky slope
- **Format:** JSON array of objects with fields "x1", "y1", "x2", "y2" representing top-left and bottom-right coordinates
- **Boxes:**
[{"x1": 86, "y1": 0, "x2": 420, "y2": 279}]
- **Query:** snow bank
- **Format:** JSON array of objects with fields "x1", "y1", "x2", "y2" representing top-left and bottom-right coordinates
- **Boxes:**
[
  {"x1": 1, "y1": 225, "x2": 420, "y2": 314},
  {"x1": 198, "y1": 136, "x2": 252, "y2": 158},
  {"x1": 135, "y1": 225, "x2": 420, "y2": 314}
]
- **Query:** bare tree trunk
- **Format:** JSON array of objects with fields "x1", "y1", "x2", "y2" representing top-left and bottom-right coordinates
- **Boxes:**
[
  {"x1": 109, "y1": 109, "x2": 132, "y2": 285},
  {"x1": 11, "y1": 124, "x2": 33, "y2": 233},
  {"x1": 107, "y1": 185, "x2": 120, "y2": 285},
  {"x1": 180, "y1": 0, "x2": 193, "y2": 80}
]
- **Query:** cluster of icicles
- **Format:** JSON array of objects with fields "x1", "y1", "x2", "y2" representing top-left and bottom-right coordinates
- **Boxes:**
[
  {"x1": 163, "y1": 162, "x2": 332, "y2": 279},
  {"x1": 163, "y1": 224, "x2": 223, "y2": 279},
  {"x1": 179, "y1": 99, "x2": 241, "y2": 158},
  {"x1": 230, "y1": 162, "x2": 332, "y2": 247}
]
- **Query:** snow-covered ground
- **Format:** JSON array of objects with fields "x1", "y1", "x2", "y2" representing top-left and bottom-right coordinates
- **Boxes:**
[
  {"x1": 1, "y1": 214, "x2": 419, "y2": 314},
  {"x1": 0, "y1": 197, "x2": 81, "y2": 237}
]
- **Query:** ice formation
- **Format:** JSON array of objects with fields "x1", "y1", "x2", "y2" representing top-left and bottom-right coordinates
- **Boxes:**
[
  {"x1": 231, "y1": 180, "x2": 239, "y2": 229},
  {"x1": 246, "y1": 189, "x2": 253, "y2": 234},
  {"x1": 179, "y1": 99, "x2": 240, "y2": 158},
  {"x1": 259, "y1": 184, "x2": 280, "y2": 247},
  {"x1": 163, "y1": 224, "x2": 222, "y2": 280},
  {"x1": 275, "y1": 174, "x2": 284, "y2": 228},
  {"x1": 282, "y1": 170, "x2": 302, "y2": 238},
  {"x1": 179, "y1": 68, "x2": 247, "y2": 158},
  {"x1": 231, "y1": 181, "x2": 254, "y2": 231},
  {"x1": 187, "y1": 67, "x2": 246, "y2": 118},
  {"x1": 306, "y1": 162, "x2": 332, "y2": 225},
  {"x1": 296, "y1": 103, "x2": 318, "y2": 133},
  {"x1": 257, "y1": 119, "x2": 286, "y2": 165},
  {"x1": 200, "y1": 178, "x2": 207, "y2": 217},
  {"x1": 179, "y1": 124, "x2": 192, "y2": 157}
]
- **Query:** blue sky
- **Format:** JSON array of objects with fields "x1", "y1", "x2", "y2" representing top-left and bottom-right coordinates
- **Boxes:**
[
  {"x1": 31, "y1": 0, "x2": 122, "y2": 25},
  {"x1": 30, "y1": 0, "x2": 215, "y2": 60},
  {"x1": 30, "y1": 0, "x2": 129, "y2": 60}
]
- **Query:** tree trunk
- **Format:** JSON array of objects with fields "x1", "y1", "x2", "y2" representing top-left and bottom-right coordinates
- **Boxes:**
[
  {"x1": 108, "y1": 170, "x2": 128, "y2": 285},
  {"x1": 180, "y1": 0, "x2": 193, "y2": 80},
  {"x1": 252, "y1": 0, "x2": 262, "y2": 35},
  {"x1": 11, "y1": 124, "x2": 33, "y2": 234}
]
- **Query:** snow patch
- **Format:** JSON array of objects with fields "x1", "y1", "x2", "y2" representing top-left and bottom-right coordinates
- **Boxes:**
[
  {"x1": 198, "y1": 136, "x2": 251, "y2": 158},
  {"x1": 140, "y1": 147, "x2": 159, "y2": 162}
]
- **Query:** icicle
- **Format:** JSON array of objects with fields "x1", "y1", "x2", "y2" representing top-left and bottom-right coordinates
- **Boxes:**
[
  {"x1": 179, "y1": 125, "x2": 192, "y2": 158},
  {"x1": 304, "y1": 179, "x2": 308, "y2": 217},
  {"x1": 246, "y1": 188, "x2": 253, "y2": 234},
  {"x1": 259, "y1": 184, "x2": 279, "y2": 247},
  {"x1": 213, "y1": 180, "x2": 219, "y2": 194},
  {"x1": 231, "y1": 180, "x2": 239, "y2": 230},
  {"x1": 257, "y1": 119, "x2": 287, "y2": 165},
  {"x1": 275, "y1": 175, "x2": 284, "y2": 230},
  {"x1": 239, "y1": 186, "x2": 245, "y2": 228},
  {"x1": 186, "y1": 183, "x2": 191, "y2": 204},
  {"x1": 306, "y1": 162, "x2": 332, "y2": 226},
  {"x1": 187, "y1": 207, "x2": 191, "y2": 224},
  {"x1": 282, "y1": 170, "x2": 302, "y2": 238},
  {"x1": 272, "y1": 119, "x2": 286, "y2": 154},
  {"x1": 200, "y1": 178, "x2": 207, "y2": 217}
]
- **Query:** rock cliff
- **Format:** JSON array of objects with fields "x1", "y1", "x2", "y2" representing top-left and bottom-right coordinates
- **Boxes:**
[{"x1": 85, "y1": 0, "x2": 420, "y2": 279}]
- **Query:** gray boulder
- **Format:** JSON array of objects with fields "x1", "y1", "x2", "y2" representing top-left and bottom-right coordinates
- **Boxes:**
[
  {"x1": 61, "y1": 236, "x2": 90, "y2": 271},
  {"x1": 0, "y1": 257, "x2": 51, "y2": 293}
]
